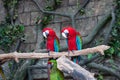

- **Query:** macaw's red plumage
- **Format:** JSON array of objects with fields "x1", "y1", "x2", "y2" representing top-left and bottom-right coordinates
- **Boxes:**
[
  {"x1": 42, "y1": 27, "x2": 60, "y2": 52},
  {"x1": 61, "y1": 26, "x2": 82, "y2": 50},
  {"x1": 61, "y1": 26, "x2": 82, "y2": 64}
]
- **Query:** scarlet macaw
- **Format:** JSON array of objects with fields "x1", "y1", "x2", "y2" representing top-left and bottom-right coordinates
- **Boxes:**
[
  {"x1": 42, "y1": 27, "x2": 64, "y2": 80},
  {"x1": 61, "y1": 26, "x2": 82, "y2": 64},
  {"x1": 42, "y1": 27, "x2": 60, "y2": 54}
]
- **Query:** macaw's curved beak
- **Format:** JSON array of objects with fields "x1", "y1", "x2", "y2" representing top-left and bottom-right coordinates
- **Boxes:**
[
  {"x1": 48, "y1": 61, "x2": 53, "y2": 69},
  {"x1": 43, "y1": 32, "x2": 49, "y2": 38},
  {"x1": 62, "y1": 32, "x2": 68, "y2": 38}
]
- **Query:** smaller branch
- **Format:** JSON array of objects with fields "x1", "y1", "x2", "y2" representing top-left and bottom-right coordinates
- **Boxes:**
[
  {"x1": 104, "y1": 9, "x2": 115, "y2": 44},
  {"x1": 0, "y1": 45, "x2": 110, "y2": 63},
  {"x1": 32, "y1": 0, "x2": 70, "y2": 17},
  {"x1": 80, "y1": 54, "x2": 101, "y2": 66},
  {"x1": 87, "y1": 62, "x2": 120, "y2": 79},
  {"x1": 74, "y1": 0, "x2": 90, "y2": 17}
]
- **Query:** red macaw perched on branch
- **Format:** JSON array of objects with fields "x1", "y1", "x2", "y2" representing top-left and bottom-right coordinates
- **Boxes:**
[
  {"x1": 42, "y1": 27, "x2": 64, "y2": 80},
  {"x1": 42, "y1": 27, "x2": 60, "y2": 54},
  {"x1": 61, "y1": 26, "x2": 82, "y2": 64}
]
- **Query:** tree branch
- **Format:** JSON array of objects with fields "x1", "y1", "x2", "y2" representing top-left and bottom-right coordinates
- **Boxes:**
[
  {"x1": 0, "y1": 45, "x2": 110, "y2": 62},
  {"x1": 87, "y1": 62, "x2": 120, "y2": 79},
  {"x1": 57, "y1": 56, "x2": 96, "y2": 80}
]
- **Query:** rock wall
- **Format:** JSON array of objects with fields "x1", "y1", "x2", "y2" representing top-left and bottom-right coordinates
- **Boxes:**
[
  {"x1": 0, "y1": 0, "x2": 114, "y2": 51},
  {"x1": 0, "y1": 0, "x2": 6, "y2": 23}
]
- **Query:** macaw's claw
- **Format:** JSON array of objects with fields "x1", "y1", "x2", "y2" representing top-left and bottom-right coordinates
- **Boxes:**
[
  {"x1": 48, "y1": 53, "x2": 50, "y2": 56},
  {"x1": 48, "y1": 50, "x2": 50, "y2": 56},
  {"x1": 68, "y1": 51, "x2": 71, "y2": 60},
  {"x1": 71, "y1": 50, "x2": 75, "y2": 54}
]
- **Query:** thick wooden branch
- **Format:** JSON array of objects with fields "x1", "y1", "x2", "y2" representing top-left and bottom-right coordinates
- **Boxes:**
[
  {"x1": 0, "y1": 45, "x2": 110, "y2": 62},
  {"x1": 57, "y1": 56, "x2": 96, "y2": 80}
]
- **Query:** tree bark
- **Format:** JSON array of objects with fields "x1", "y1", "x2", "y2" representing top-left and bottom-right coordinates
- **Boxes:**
[
  {"x1": 87, "y1": 62, "x2": 120, "y2": 79},
  {"x1": 0, "y1": 45, "x2": 110, "y2": 63},
  {"x1": 57, "y1": 56, "x2": 96, "y2": 80}
]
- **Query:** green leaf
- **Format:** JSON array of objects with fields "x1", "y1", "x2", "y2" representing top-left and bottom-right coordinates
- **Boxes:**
[
  {"x1": 19, "y1": 25, "x2": 25, "y2": 32},
  {"x1": 87, "y1": 54, "x2": 93, "y2": 59},
  {"x1": 109, "y1": 47, "x2": 115, "y2": 54}
]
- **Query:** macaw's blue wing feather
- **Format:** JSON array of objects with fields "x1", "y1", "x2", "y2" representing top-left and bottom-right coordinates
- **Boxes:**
[
  {"x1": 76, "y1": 35, "x2": 82, "y2": 50},
  {"x1": 72, "y1": 35, "x2": 82, "y2": 64},
  {"x1": 54, "y1": 39, "x2": 59, "y2": 52}
]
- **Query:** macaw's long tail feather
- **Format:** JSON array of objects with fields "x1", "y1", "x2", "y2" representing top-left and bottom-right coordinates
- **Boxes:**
[
  {"x1": 72, "y1": 56, "x2": 81, "y2": 64},
  {"x1": 0, "y1": 66, "x2": 6, "y2": 80}
]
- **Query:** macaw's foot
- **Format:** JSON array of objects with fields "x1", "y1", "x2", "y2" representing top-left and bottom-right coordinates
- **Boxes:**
[
  {"x1": 67, "y1": 50, "x2": 71, "y2": 60},
  {"x1": 71, "y1": 50, "x2": 75, "y2": 54},
  {"x1": 48, "y1": 50, "x2": 50, "y2": 56}
]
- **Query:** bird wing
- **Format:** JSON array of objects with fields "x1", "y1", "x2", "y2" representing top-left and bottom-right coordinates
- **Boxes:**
[
  {"x1": 76, "y1": 35, "x2": 82, "y2": 50},
  {"x1": 54, "y1": 39, "x2": 60, "y2": 52}
]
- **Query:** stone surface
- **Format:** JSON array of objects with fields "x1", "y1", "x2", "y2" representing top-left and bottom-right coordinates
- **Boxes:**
[
  {"x1": 46, "y1": 23, "x2": 61, "y2": 38},
  {"x1": 35, "y1": 27, "x2": 45, "y2": 50},
  {"x1": 20, "y1": 43, "x2": 36, "y2": 52},
  {"x1": 68, "y1": 0, "x2": 77, "y2": 6},
  {"x1": 85, "y1": 0, "x2": 114, "y2": 16},
  {"x1": 55, "y1": 6, "x2": 79, "y2": 15},
  {"x1": 60, "y1": 0, "x2": 69, "y2": 7},
  {"x1": 61, "y1": 21, "x2": 72, "y2": 28},
  {"x1": 18, "y1": 0, "x2": 24, "y2": 13},
  {"x1": 0, "y1": 0, "x2": 6, "y2": 23},
  {"x1": 76, "y1": 16, "x2": 97, "y2": 37},
  {"x1": 18, "y1": 13, "x2": 31, "y2": 25},
  {"x1": 53, "y1": 15, "x2": 69, "y2": 23},
  {"x1": 31, "y1": 12, "x2": 43, "y2": 25},
  {"x1": 24, "y1": 0, "x2": 39, "y2": 12},
  {"x1": 24, "y1": 26, "x2": 37, "y2": 43}
]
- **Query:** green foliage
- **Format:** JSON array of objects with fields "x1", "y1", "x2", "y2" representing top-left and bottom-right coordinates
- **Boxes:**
[
  {"x1": 38, "y1": 0, "x2": 62, "y2": 29},
  {"x1": 41, "y1": 15, "x2": 54, "y2": 29},
  {"x1": 0, "y1": 22, "x2": 24, "y2": 52},
  {"x1": 106, "y1": 0, "x2": 120, "y2": 57},
  {"x1": 105, "y1": 47, "x2": 115, "y2": 58},
  {"x1": 97, "y1": 74, "x2": 104, "y2": 80},
  {"x1": 2, "y1": 0, "x2": 19, "y2": 23},
  {"x1": 54, "y1": 0, "x2": 62, "y2": 7},
  {"x1": 79, "y1": 9, "x2": 85, "y2": 15},
  {"x1": 87, "y1": 54, "x2": 93, "y2": 59},
  {"x1": 2, "y1": 0, "x2": 18, "y2": 9}
]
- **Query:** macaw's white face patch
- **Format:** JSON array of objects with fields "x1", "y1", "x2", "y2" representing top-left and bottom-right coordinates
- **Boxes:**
[
  {"x1": 43, "y1": 30, "x2": 49, "y2": 38},
  {"x1": 62, "y1": 29, "x2": 69, "y2": 38}
]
